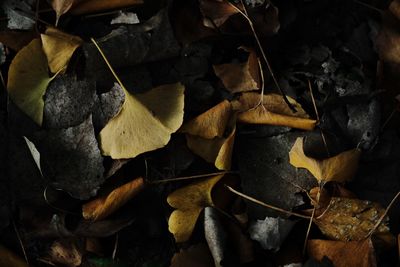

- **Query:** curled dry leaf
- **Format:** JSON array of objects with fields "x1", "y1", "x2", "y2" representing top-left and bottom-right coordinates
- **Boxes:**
[
  {"x1": 234, "y1": 93, "x2": 317, "y2": 130},
  {"x1": 314, "y1": 197, "x2": 392, "y2": 242},
  {"x1": 167, "y1": 174, "x2": 224, "y2": 242},
  {"x1": 49, "y1": 239, "x2": 83, "y2": 267},
  {"x1": 213, "y1": 47, "x2": 260, "y2": 93},
  {"x1": 308, "y1": 239, "x2": 376, "y2": 267},
  {"x1": 41, "y1": 27, "x2": 83, "y2": 73},
  {"x1": 82, "y1": 177, "x2": 145, "y2": 221},
  {"x1": 50, "y1": 0, "x2": 75, "y2": 25},
  {"x1": 289, "y1": 137, "x2": 361, "y2": 183},
  {"x1": 182, "y1": 100, "x2": 235, "y2": 170},
  {"x1": 99, "y1": 83, "x2": 185, "y2": 159},
  {"x1": 7, "y1": 38, "x2": 52, "y2": 125},
  {"x1": 180, "y1": 100, "x2": 232, "y2": 139},
  {"x1": 199, "y1": 0, "x2": 240, "y2": 28},
  {"x1": 0, "y1": 245, "x2": 28, "y2": 267},
  {"x1": 186, "y1": 125, "x2": 236, "y2": 170}
]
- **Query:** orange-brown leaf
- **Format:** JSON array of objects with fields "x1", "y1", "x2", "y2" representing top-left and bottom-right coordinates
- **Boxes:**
[{"x1": 83, "y1": 177, "x2": 145, "y2": 221}]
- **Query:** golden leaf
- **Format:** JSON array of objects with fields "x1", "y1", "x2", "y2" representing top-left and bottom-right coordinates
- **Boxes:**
[
  {"x1": 308, "y1": 239, "x2": 377, "y2": 267},
  {"x1": 41, "y1": 27, "x2": 83, "y2": 73},
  {"x1": 180, "y1": 100, "x2": 232, "y2": 139},
  {"x1": 186, "y1": 126, "x2": 235, "y2": 170},
  {"x1": 82, "y1": 177, "x2": 145, "y2": 221},
  {"x1": 7, "y1": 39, "x2": 52, "y2": 125},
  {"x1": 234, "y1": 93, "x2": 317, "y2": 130},
  {"x1": 167, "y1": 175, "x2": 224, "y2": 242},
  {"x1": 90, "y1": 37, "x2": 185, "y2": 159},
  {"x1": 99, "y1": 83, "x2": 185, "y2": 159},
  {"x1": 289, "y1": 137, "x2": 361, "y2": 183},
  {"x1": 170, "y1": 243, "x2": 214, "y2": 267}
]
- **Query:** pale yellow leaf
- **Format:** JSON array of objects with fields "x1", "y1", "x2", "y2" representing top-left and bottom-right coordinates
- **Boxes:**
[
  {"x1": 7, "y1": 39, "x2": 52, "y2": 125},
  {"x1": 167, "y1": 175, "x2": 224, "y2": 242},
  {"x1": 99, "y1": 83, "x2": 185, "y2": 159},
  {"x1": 289, "y1": 137, "x2": 361, "y2": 183},
  {"x1": 41, "y1": 27, "x2": 83, "y2": 73}
]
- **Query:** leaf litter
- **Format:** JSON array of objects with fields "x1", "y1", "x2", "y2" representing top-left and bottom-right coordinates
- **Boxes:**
[{"x1": 1, "y1": 0, "x2": 400, "y2": 266}]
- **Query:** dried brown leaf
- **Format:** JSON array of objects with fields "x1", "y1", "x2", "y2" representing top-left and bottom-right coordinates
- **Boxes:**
[
  {"x1": 70, "y1": 0, "x2": 143, "y2": 15},
  {"x1": 213, "y1": 47, "x2": 260, "y2": 93},
  {"x1": 199, "y1": 0, "x2": 240, "y2": 28},
  {"x1": 0, "y1": 245, "x2": 28, "y2": 267},
  {"x1": 82, "y1": 177, "x2": 145, "y2": 221},
  {"x1": 234, "y1": 93, "x2": 317, "y2": 130},
  {"x1": 170, "y1": 243, "x2": 214, "y2": 267},
  {"x1": 315, "y1": 197, "x2": 392, "y2": 242},
  {"x1": 308, "y1": 239, "x2": 376, "y2": 267}
]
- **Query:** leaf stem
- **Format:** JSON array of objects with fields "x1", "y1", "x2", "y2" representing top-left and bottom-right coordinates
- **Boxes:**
[
  {"x1": 150, "y1": 171, "x2": 236, "y2": 184},
  {"x1": 225, "y1": 185, "x2": 310, "y2": 219}
]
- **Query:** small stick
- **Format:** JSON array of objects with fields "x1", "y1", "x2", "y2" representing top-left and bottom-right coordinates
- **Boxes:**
[
  {"x1": 12, "y1": 219, "x2": 29, "y2": 266},
  {"x1": 303, "y1": 182, "x2": 322, "y2": 254},
  {"x1": 150, "y1": 171, "x2": 236, "y2": 184},
  {"x1": 112, "y1": 233, "x2": 119, "y2": 260},
  {"x1": 225, "y1": 185, "x2": 310, "y2": 219},
  {"x1": 367, "y1": 191, "x2": 400, "y2": 238}
]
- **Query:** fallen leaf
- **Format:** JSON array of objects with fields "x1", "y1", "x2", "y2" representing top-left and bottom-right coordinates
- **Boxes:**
[
  {"x1": 314, "y1": 197, "x2": 392, "y2": 242},
  {"x1": 213, "y1": 47, "x2": 260, "y2": 93},
  {"x1": 234, "y1": 93, "x2": 317, "y2": 130},
  {"x1": 44, "y1": 74, "x2": 96, "y2": 129},
  {"x1": 204, "y1": 207, "x2": 235, "y2": 267},
  {"x1": 170, "y1": 243, "x2": 214, "y2": 267},
  {"x1": 83, "y1": 177, "x2": 145, "y2": 221},
  {"x1": 199, "y1": 0, "x2": 240, "y2": 28},
  {"x1": 99, "y1": 83, "x2": 185, "y2": 159},
  {"x1": 249, "y1": 217, "x2": 295, "y2": 251},
  {"x1": 308, "y1": 239, "x2": 376, "y2": 267},
  {"x1": 23, "y1": 136, "x2": 42, "y2": 176},
  {"x1": 7, "y1": 38, "x2": 53, "y2": 125},
  {"x1": 38, "y1": 115, "x2": 105, "y2": 200},
  {"x1": 390, "y1": 0, "x2": 400, "y2": 20},
  {"x1": 70, "y1": 0, "x2": 144, "y2": 15},
  {"x1": 41, "y1": 27, "x2": 83, "y2": 73},
  {"x1": 0, "y1": 30, "x2": 37, "y2": 51},
  {"x1": 180, "y1": 100, "x2": 232, "y2": 139},
  {"x1": 186, "y1": 125, "x2": 236, "y2": 170},
  {"x1": 0, "y1": 245, "x2": 29, "y2": 267},
  {"x1": 167, "y1": 174, "x2": 224, "y2": 242},
  {"x1": 289, "y1": 137, "x2": 361, "y2": 183},
  {"x1": 49, "y1": 239, "x2": 83, "y2": 267},
  {"x1": 50, "y1": 0, "x2": 75, "y2": 25}
]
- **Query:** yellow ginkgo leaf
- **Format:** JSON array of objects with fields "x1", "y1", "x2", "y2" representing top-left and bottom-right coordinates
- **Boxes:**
[
  {"x1": 50, "y1": 0, "x2": 75, "y2": 25},
  {"x1": 167, "y1": 174, "x2": 224, "y2": 242},
  {"x1": 7, "y1": 39, "x2": 52, "y2": 125},
  {"x1": 289, "y1": 137, "x2": 361, "y2": 183},
  {"x1": 99, "y1": 83, "x2": 185, "y2": 159},
  {"x1": 233, "y1": 93, "x2": 317, "y2": 131},
  {"x1": 90, "y1": 38, "x2": 185, "y2": 159},
  {"x1": 82, "y1": 177, "x2": 145, "y2": 221},
  {"x1": 186, "y1": 126, "x2": 235, "y2": 170},
  {"x1": 180, "y1": 100, "x2": 232, "y2": 139},
  {"x1": 41, "y1": 27, "x2": 83, "y2": 73}
]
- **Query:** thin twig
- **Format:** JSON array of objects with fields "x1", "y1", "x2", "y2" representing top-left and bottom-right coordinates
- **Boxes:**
[
  {"x1": 90, "y1": 38, "x2": 127, "y2": 91},
  {"x1": 353, "y1": 0, "x2": 383, "y2": 13},
  {"x1": 303, "y1": 183, "x2": 322, "y2": 254},
  {"x1": 112, "y1": 233, "x2": 119, "y2": 260},
  {"x1": 150, "y1": 171, "x2": 236, "y2": 184},
  {"x1": 227, "y1": 0, "x2": 297, "y2": 113},
  {"x1": 380, "y1": 107, "x2": 398, "y2": 132},
  {"x1": 12, "y1": 219, "x2": 29, "y2": 266},
  {"x1": 308, "y1": 80, "x2": 330, "y2": 157},
  {"x1": 225, "y1": 185, "x2": 310, "y2": 219},
  {"x1": 367, "y1": 191, "x2": 400, "y2": 238}
]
